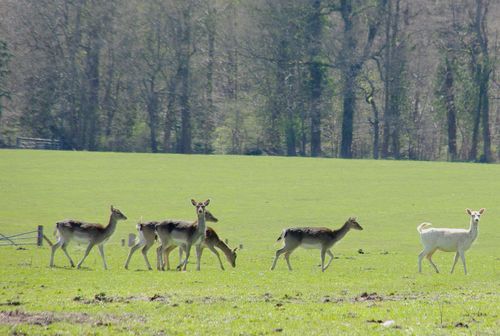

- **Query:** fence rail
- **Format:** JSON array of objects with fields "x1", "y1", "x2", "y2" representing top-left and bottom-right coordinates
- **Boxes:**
[
  {"x1": 16, "y1": 137, "x2": 61, "y2": 150},
  {"x1": 0, "y1": 225, "x2": 49, "y2": 247}
]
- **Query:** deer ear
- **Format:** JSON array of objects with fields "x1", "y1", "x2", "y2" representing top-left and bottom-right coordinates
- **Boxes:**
[
  {"x1": 203, "y1": 199, "x2": 210, "y2": 206},
  {"x1": 466, "y1": 208, "x2": 472, "y2": 215},
  {"x1": 111, "y1": 205, "x2": 114, "y2": 211},
  {"x1": 233, "y1": 247, "x2": 238, "y2": 253},
  {"x1": 479, "y1": 208, "x2": 485, "y2": 214},
  {"x1": 191, "y1": 199, "x2": 197, "y2": 206}
]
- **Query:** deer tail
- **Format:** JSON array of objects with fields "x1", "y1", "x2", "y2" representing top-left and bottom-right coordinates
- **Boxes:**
[
  {"x1": 417, "y1": 222, "x2": 432, "y2": 233},
  {"x1": 276, "y1": 229, "x2": 287, "y2": 242}
]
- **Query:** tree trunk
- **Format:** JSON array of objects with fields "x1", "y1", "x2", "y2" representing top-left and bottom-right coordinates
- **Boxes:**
[
  {"x1": 340, "y1": 72, "x2": 356, "y2": 158},
  {"x1": 444, "y1": 58, "x2": 457, "y2": 161},
  {"x1": 85, "y1": 28, "x2": 100, "y2": 151},
  {"x1": 308, "y1": 0, "x2": 323, "y2": 157},
  {"x1": 204, "y1": 5, "x2": 216, "y2": 154},
  {"x1": 177, "y1": 7, "x2": 192, "y2": 154}
]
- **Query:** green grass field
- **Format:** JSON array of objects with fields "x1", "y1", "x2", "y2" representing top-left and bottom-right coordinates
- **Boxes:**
[{"x1": 0, "y1": 149, "x2": 499, "y2": 335}]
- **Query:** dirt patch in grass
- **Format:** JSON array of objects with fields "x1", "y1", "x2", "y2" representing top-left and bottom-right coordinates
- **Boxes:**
[
  {"x1": 0, "y1": 310, "x2": 146, "y2": 326},
  {"x1": 352, "y1": 292, "x2": 420, "y2": 302}
]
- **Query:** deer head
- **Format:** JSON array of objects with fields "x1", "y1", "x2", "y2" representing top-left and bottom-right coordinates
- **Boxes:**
[
  {"x1": 191, "y1": 199, "x2": 210, "y2": 216},
  {"x1": 205, "y1": 210, "x2": 218, "y2": 223},
  {"x1": 347, "y1": 217, "x2": 363, "y2": 230},
  {"x1": 110, "y1": 205, "x2": 127, "y2": 220},
  {"x1": 466, "y1": 208, "x2": 485, "y2": 223}
]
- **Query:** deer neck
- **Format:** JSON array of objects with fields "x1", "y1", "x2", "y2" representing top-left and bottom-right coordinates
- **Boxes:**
[
  {"x1": 196, "y1": 212, "x2": 206, "y2": 234},
  {"x1": 215, "y1": 240, "x2": 234, "y2": 263},
  {"x1": 468, "y1": 220, "x2": 479, "y2": 242},
  {"x1": 333, "y1": 222, "x2": 351, "y2": 242},
  {"x1": 103, "y1": 214, "x2": 119, "y2": 237}
]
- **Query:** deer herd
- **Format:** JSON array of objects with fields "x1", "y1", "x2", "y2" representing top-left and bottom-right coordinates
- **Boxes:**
[{"x1": 49, "y1": 200, "x2": 486, "y2": 275}]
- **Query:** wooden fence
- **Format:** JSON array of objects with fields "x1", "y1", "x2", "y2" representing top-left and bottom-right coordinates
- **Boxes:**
[
  {"x1": 0, "y1": 225, "x2": 51, "y2": 247},
  {"x1": 16, "y1": 137, "x2": 61, "y2": 150}
]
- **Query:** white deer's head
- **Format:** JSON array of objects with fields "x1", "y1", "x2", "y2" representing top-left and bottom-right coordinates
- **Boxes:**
[{"x1": 466, "y1": 208, "x2": 485, "y2": 223}]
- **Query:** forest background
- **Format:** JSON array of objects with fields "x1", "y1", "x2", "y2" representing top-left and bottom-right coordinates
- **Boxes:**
[{"x1": 0, "y1": 0, "x2": 499, "y2": 162}]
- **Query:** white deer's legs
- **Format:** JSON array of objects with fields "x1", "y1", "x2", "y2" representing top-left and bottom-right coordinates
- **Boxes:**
[
  {"x1": 450, "y1": 252, "x2": 459, "y2": 274},
  {"x1": 124, "y1": 241, "x2": 143, "y2": 269},
  {"x1": 61, "y1": 242, "x2": 75, "y2": 267},
  {"x1": 459, "y1": 250, "x2": 467, "y2": 275},
  {"x1": 98, "y1": 244, "x2": 107, "y2": 270},
  {"x1": 323, "y1": 250, "x2": 334, "y2": 271},
  {"x1": 206, "y1": 244, "x2": 225, "y2": 270},
  {"x1": 418, "y1": 248, "x2": 432, "y2": 273},
  {"x1": 426, "y1": 249, "x2": 439, "y2": 273},
  {"x1": 77, "y1": 243, "x2": 95, "y2": 269}
]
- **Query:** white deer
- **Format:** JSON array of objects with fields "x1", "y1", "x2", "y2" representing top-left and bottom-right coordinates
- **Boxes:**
[
  {"x1": 50, "y1": 206, "x2": 127, "y2": 269},
  {"x1": 417, "y1": 208, "x2": 484, "y2": 274},
  {"x1": 155, "y1": 199, "x2": 211, "y2": 271},
  {"x1": 271, "y1": 217, "x2": 363, "y2": 272}
]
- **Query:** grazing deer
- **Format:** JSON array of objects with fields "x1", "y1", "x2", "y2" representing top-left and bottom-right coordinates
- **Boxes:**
[
  {"x1": 417, "y1": 208, "x2": 484, "y2": 275},
  {"x1": 124, "y1": 210, "x2": 227, "y2": 270},
  {"x1": 50, "y1": 206, "x2": 127, "y2": 269},
  {"x1": 155, "y1": 199, "x2": 211, "y2": 271},
  {"x1": 271, "y1": 217, "x2": 363, "y2": 272},
  {"x1": 167, "y1": 227, "x2": 238, "y2": 271}
]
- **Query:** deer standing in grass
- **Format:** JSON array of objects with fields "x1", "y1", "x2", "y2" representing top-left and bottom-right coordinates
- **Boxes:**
[
  {"x1": 417, "y1": 208, "x2": 484, "y2": 275},
  {"x1": 165, "y1": 226, "x2": 237, "y2": 271},
  {"x1": 271, "y1": 217, "x2": 363, "y2": 272},
  {"x1": 50, "y1": 206, "x2": 127, "y2": 269},
  {"x1": 155, "y1": 199, "x2": 211, "y2": 271},
  {"x1": 124, "y1": 210, "x2": 236, "y2": 270}
]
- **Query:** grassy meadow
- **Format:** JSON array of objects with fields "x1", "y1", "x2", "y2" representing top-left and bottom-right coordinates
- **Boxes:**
[{"x1": 0, "y1": 149, "x2": 499, "y2": 335}]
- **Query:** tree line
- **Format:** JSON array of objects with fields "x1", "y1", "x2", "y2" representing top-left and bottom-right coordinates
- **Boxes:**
[{"x1": 0, "y1": 0, "x2": 498, "y2": 161}]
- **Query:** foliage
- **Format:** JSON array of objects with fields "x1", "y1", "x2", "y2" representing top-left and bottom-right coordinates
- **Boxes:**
[{"x1": 0, "y1": 0, "x2": 498, "y2": 160}]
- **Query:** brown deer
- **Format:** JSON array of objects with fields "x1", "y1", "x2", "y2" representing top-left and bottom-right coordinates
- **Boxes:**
[
  {"x1": 271, "y1": 217, "x2": 363, "y2": 272},
  {"x1": 124, "y1": 210, "x2": 234, "y2": 270},
  {"x1": 155, "y1": 199, "x2": 211, "y2": 271},
  {"x1": 50, "y1": 206, "x2": 127, "y2": 269},
  {"x1": 165, "y1": 227, "x2": 238, "y2": 271}
]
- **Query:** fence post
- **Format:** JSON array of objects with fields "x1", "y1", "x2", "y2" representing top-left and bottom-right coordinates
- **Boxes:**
[{"x1": 37, "y1": 225, "x2": 43, "y2": 246}]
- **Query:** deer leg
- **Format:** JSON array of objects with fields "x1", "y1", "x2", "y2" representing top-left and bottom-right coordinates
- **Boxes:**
[
  {"x1": 459, "y1": 250, "x2": 467, "y2": 275},
  {"x1": 320, "y1": 248, "x2": 327, "y2": 272},
  {"x1": 98, "y1": 244, "x2": 107, "y2": 270},
  {"x1": 323, "y1": 250, "x2": 334, "y2": 271},
  {"x1": 284, "y1": 251, "x2": 293, "y2": 271},
  {"x1": 450, "y1": 252, "x2": 459, "y2": 274},
  {"x1": 418, "y1": 248, "x2": 432, "y2": 273},
  {"x1": 156, "y1": 245, "x2": 165, "y2": 271},
  {"x1": 195, "y1": 244, "x2": 202, "y2": 271},
  {"x1": 426, "y1": 249, "x2": 439, "y2": 273},
  {"x1": 207, "y1": 245, "x2": 224, "y2": 270},
  {"x1": 163, "y1": 245, "x2": 177, "y2": 270},
  {"x1": 141, "y1": 243, "x2": 153, "y2": 270},
  {"x1": 177, "y1": 246, "x2": 183, "y2": 269},
  {"x1": 271, "y1": 247, "x2": 287, "y2": 270},
  {"x1": 180, "y1": 244, "x2": 191, "y2": 271},
  {"x1": 61, "y1": 242, "x2": 75, "y2": 267},
  {"x1": 77, "y1": 243, "x2": 95, "y2": 269},
  {"x1": 124, "y1": 241, "x2": 143, "y2": 269},
  {"x1": 49, "y1": 239, "x2": 62, "y2": 267}
]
